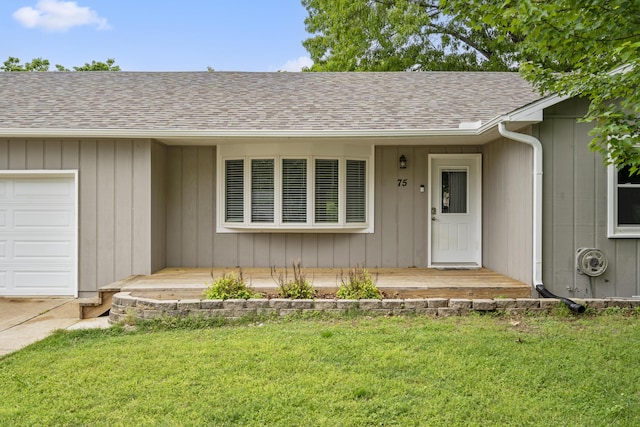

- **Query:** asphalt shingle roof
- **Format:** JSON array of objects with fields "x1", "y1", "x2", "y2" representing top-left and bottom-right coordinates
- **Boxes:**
[{"x1": 0, "y1": 71, "x2": 542, "y2": 132}]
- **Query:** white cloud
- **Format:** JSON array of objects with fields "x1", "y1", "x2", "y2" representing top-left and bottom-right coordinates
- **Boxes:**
[
  {"x1": 275, "y1": 56, "x2": 314, "y2": 72},
  {"x1": 13, "y1": 0, "x2": 110, "y2": 31}
]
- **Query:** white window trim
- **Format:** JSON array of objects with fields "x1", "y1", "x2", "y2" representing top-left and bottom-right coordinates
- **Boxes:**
[
  {"x1": 608, "y1": 164, "x2": 640, "y2": 238},
  {"x1": 217, "y1": 143, "x2": 374, "y2": 233}
]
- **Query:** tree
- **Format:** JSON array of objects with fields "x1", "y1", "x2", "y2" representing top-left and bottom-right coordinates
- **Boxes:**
[
  {"x1": 66, "y1": 58, "x2": 121, "y2": 71},
  {"x1": 301, "y1": 0, "x2": 521, "y2": 71},
  {"x1": 444, "y1": 0, "x2": 640, "y2": 172},
  {"x1": 1, "y1": 57, "x2": 121, "y2": 72},
  {"x1": 1, "y1": 56, "x2": 51, "y2": 72}
]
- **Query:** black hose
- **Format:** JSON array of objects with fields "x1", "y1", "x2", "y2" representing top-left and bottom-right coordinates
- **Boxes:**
[{"x1": 535, "y1": 284, "x2": 586, "y2": 313}]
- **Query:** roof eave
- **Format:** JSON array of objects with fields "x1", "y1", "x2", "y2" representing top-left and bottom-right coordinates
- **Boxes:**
[
  {"x1": 0, "y1": 104, "x2": 552, "y2": 143},
  {"x1": 0, "y1": 127, "x2": 485, "y2": 140}
]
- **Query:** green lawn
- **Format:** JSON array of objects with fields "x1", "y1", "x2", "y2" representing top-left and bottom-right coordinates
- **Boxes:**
[{"x1": 1, "y1": 312, "x2": 639, "y2": 426}]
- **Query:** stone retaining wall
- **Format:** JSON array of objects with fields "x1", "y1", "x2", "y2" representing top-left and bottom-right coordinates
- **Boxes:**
[{"x1": 108, "y1": 292, "x2": 640, "y2": 324}]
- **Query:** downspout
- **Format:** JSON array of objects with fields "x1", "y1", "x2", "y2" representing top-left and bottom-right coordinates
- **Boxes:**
[{"x1": 497, "y1": 122, "x2": 585, "y2": 313}]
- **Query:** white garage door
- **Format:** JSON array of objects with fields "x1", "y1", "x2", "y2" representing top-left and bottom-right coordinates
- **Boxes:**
[{"x1": 0, "y1": 173, "x2": 77, "y2": 296}]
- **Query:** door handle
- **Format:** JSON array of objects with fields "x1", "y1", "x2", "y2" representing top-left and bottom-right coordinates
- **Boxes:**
[{"x1": 432, "y1": 216, "x2": 437, "y2": 221}]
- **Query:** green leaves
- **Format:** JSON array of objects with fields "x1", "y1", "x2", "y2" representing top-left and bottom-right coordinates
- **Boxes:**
[
  {"x1": 337, "y1": 266, "x2": 382, "y2": 300},
  {"x1": 203, "y1": 271, "x2": 262, "y2": 300},
  {"x1": 302, "y1": 0, "x2": 517, "y2": 71},
  {"x1": 1, "y1": 57, "x2": 121, "y2": 72},
  {"x1": 271, "y1": 262, "x2": 317, "y2": 299},
  {"x1": 0, "y1": 56, "x2": 50, "y2": 72},
  {"x1": 446, "y1": 0, "x2": 640, "y2": 171},
  {"x1": 71, "y1": 58, "x2": 121, "y2": 71}
]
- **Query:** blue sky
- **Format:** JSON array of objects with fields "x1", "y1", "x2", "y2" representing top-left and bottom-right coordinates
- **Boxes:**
[{"x1": 0, "y1": 0, "x2": 313, "y2": 71}]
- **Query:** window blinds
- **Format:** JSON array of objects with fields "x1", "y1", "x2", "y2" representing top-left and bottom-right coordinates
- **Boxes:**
[
  {"x1": 315, "y1": 159, "x2": 339, "y2": 223},
  {"x1": 225, "y1": 159, "x2": 244, "y2": 222},
  {"x1": 251, "y1": 159, "x2": 274, "y2": 222},
  {"x1": 282, "y1": 159, "x2": 307, "y2": 223},
  {"x1": 346, "y1": 160, "x2": 366, "y2": 223}
]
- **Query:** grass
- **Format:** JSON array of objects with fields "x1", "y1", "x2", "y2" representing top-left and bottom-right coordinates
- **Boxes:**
[{"x1": 1, "y1": 314, "x2": 639, "y2": 426}]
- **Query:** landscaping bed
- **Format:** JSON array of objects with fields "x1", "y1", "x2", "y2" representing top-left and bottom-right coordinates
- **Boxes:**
[{"x1": 109, "y1": 293, "x2": 640, "y2": 324}]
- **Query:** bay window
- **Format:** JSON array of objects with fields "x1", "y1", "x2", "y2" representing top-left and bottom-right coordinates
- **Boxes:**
[{"x1": 218, "y1": 144, "x2": 373, "y2": 232}]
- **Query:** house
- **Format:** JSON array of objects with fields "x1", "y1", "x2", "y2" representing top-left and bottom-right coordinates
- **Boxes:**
[{"x1": 0, "y1": 71, "x2": 637, "y2": 299}]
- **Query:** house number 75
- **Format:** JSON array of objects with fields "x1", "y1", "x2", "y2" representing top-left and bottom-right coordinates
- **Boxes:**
[{"x1": 397, "y1": 179, "x2": 408, "y2": 187}]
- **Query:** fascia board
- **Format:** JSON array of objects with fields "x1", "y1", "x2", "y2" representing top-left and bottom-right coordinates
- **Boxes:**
[
  {"x1": 503, "y1": 93, "x2": 570, "y2": 122},
  {"x1": 0, "y1": 127, "x2": 487, "y2": 139}
]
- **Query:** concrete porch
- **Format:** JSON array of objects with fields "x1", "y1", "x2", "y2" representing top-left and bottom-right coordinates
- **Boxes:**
[{"x1": 82, "y1": 267, "x2": 531, "y2": 318}]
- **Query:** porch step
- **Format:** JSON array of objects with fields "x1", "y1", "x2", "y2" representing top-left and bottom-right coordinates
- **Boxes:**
[
  {"x1": 115, "y1": 268, "x2": 532, "y2": 301},
  {"x1": 79, "y1": 275, "x2": 144, "y2": 319},
  {"x1": 388, "y1": 286, "x2": 531, "y2": 299},
  {"x1": 126, "y1": 285, "x2": 531, "y2": 301}
]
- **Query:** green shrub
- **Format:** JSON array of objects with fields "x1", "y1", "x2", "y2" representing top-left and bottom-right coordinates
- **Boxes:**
[
  {"x1": 337, "y1": 266, "x2": 381, "y2": 300},
  {"x1": 271, "y1": 261, "x2": 316, "y2": 299},
  {"x1": 203, "y1": 270, "x2": 261, "y2": 300}
]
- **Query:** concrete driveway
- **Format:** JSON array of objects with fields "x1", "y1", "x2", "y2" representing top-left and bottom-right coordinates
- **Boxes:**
[{"x1": 0, "y1": 298, "x2": 109, "y2": 357}]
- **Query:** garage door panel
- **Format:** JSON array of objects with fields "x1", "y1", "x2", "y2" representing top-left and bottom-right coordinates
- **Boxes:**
[
  {"x1": 0, "y1": 174, "x2": 77, "y2": 296},
  {"x1": 13, "y1": 178, "x2": 74, "y2": 200},
  {"x1": 13, "y1": 240, "x2": 74, "y2": 260},
  {"x1": 13, "y1": 269, "x2": 73, "y2": 289},
  {"x1": 1, "y1": 236, "x2": 75, "y2": 262},
  {"x1": 13, "y1": 209, "x2": 75, "y2": 229}
]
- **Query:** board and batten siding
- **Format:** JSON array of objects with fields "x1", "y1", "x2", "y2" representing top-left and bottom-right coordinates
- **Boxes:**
[
  {"x1": 151, "y1": 141, "x2": 167, "y2": 273},
  {"x1": 482, "y1": 136, "x2": 533, "y2": 286},
  {"x1": 0, "y1": 138, "x2": 153, "y2": 297},
  {"x1": 163, "y1": 144, "x2": 482, "y2": 269},
  {"x1": 537, "y1": 97, "x2": 640, "y2": 298}
]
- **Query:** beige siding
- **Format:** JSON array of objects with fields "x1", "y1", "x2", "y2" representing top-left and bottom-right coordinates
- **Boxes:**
[
  {"x1": 151, "y1": 141, "x2": 167, "y2": 272},
  {"x1": 482, "y1": 137, "x2": 533, "y2": 285},
  {"x1": 538, "y1": 98, "x2": 640, "y2": 298},
  {"x1": 0, "y1": 138, "x2": 154, "y2": 297},
  {"x1": 164, "y1": 145, "x2": 481, "y2": 269}
]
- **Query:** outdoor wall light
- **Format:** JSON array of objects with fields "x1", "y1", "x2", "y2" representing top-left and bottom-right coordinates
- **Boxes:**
[{"x1": 399, "y1": 154, "x2": 407, "y2": 169}]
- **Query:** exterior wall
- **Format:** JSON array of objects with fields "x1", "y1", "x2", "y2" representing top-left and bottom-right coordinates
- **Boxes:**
[
  {"x1": 164, "y1": 144, "x2": 481, "y2": 269},
  {"x1": 537, "y1": 98, "x2": 640, "y2": 298},
  {"x1": 482, "y1": 136, "x2": 533, "y2": 285},
  {"x1": 151, "y1": 141, "x2": 167, "y2": 272},
  {"x1": 0, "y1": 138, "x2": 153, "y2": 297}
]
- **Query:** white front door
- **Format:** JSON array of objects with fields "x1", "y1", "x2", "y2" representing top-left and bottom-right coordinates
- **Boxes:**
[
  {"x1": 0, "y1": 173, "x2": 78, "y2": 296},
  {"x1": 428, "y1": 154, "x2": 481, "y2": 267}
]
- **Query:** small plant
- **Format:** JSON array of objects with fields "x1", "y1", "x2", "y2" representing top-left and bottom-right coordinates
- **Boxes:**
[
  {"x1": 271, "y1": 261, "x2": 316, "y2": 299},
  {"x1": 203, "y1": 270, "x2": 261, "y2": 300},
  {"x1": 337, "y1": 265, "x2": 381, "y2": 300}
]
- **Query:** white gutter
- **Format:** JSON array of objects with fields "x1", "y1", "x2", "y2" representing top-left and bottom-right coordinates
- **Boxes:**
[
  {"x1": 0, "y1": 127, "x2": 488, "y2": 139},
  {"x1": 498, "y1": 122, "x2": 543, "y2": 288}
]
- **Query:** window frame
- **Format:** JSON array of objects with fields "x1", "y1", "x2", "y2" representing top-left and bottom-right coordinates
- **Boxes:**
[
  {"x1": 217, "y1": 143, "x2": 374, "y2": 233},
  {"x1": 608, "y1": 164, "x2": 640, "y2": 238}
]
